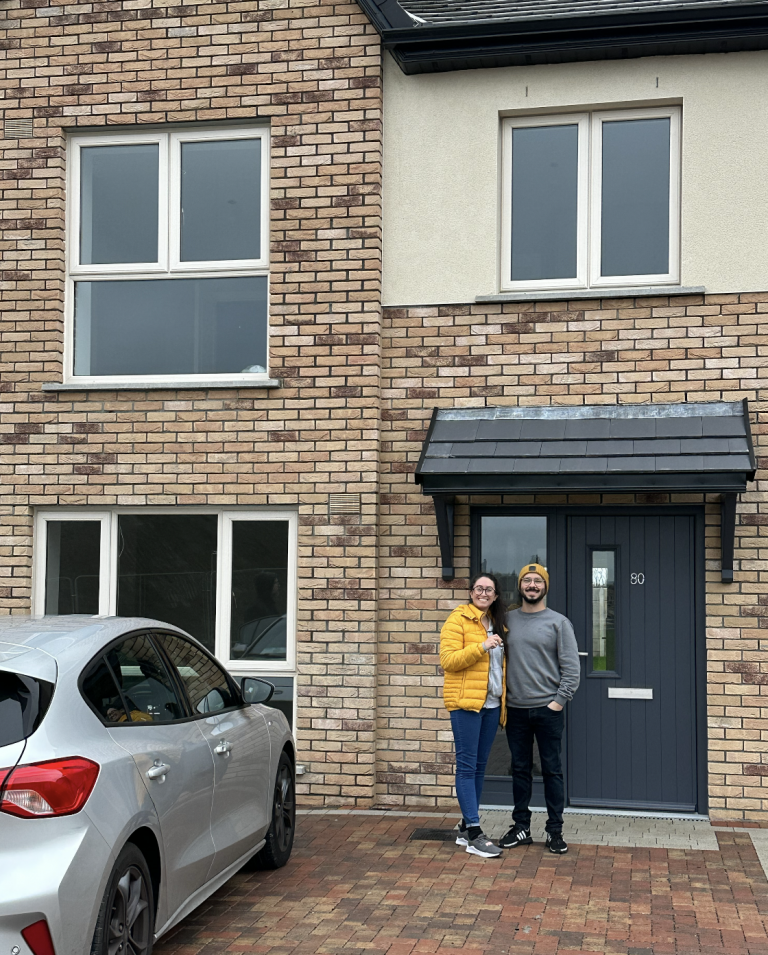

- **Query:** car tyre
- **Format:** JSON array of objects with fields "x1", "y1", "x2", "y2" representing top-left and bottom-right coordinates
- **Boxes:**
[
  {"x1": 91, "y1": 843, "x2": 154, "y2": 955},
  {"x1": 254, "y1": 751, "x2": 296, "y2": 869}
]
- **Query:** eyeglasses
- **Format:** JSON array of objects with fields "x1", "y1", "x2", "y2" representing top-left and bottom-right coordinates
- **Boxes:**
[
  {"x1": 520, "y1": 577, "x2": 544, "y2": 587},
  {"x1": 472, "y1": 586, "x2": 496, "y2": 596}
]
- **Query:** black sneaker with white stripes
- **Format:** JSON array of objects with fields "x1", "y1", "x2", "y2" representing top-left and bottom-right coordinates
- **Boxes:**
[
  {"x1": 498, "y1": 824, "x2": 532, "y2": 848},
  {"x1": 546, "y1": 831, "x2": 568, "y2": 854}
]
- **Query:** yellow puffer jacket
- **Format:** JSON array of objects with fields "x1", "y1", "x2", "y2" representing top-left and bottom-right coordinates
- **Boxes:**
[{"x1": 440, "y1": 603, "x2": 507, "y2": 726}]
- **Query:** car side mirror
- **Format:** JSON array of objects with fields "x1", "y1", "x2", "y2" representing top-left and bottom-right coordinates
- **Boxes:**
[{"x1": 241, "y1": 677, "x2": 275, "y2": 705}]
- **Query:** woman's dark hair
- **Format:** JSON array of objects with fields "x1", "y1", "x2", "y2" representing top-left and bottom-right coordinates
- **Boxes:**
[{"x1": 469, "y1": 572, "x2": 506, "y2": 635}]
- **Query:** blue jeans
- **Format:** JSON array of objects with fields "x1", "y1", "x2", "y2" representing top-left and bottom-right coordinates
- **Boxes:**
[{"x1": 449, "y1": 706, "x2": 500, "y2": 826}]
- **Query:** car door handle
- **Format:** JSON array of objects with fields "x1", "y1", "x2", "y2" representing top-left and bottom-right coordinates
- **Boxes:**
[
  {"x1": 146, "y1": 761, "x2": 170, "y2": 781},
  {"x1": 214, "y1": 740, "x2": 233, "y2": 755}
]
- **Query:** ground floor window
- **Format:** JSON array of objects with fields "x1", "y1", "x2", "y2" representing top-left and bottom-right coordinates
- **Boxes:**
[{"x1": 33, "y1": 508, "x2": 297, "y2": 723}]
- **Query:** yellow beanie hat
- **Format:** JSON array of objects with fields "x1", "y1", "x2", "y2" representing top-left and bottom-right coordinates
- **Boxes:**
[{"x1": 518, "y1": 562, "x2": 549, "y2": 592}]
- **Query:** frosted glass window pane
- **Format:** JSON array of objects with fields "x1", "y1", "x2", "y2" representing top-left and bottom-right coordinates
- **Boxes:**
[
  {"x1": 180, "y1": 139, "x2": 261, "y2": 262},
  {"x1": 591, "y1": 550, "x2": 616, "y2": 671},
  {"x1": 511, "y1": 125, "x2": 578, "y2": 281},
  {"x1": 80, "y1": 144, "x2": 159, "y2": 265},
  {"x1": 601, "y1": 118, "x2": 670, "y2": 277},
  {"x1": 73, "y1": 276, "x2": 268, "y2": 377}
]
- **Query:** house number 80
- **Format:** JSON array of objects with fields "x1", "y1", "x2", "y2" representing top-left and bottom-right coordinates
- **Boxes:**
[{"x1": 631, "y1": 573, "x2": 645, "y2": 585}]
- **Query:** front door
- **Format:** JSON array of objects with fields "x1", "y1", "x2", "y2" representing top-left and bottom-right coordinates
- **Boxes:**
[{"x1": 567, "y1": 513, "x2": 699, "y2": 812}]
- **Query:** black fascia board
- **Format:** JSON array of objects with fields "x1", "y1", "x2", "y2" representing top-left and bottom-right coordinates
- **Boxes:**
[
  {"x1": 742, "y1": 397, "x2": 757, "y2": 476},
  {"x1": 368, "y1": 2, "x2": 768, "y2": 74},
  {"x1": 417, "y1": 471, "x2": 749, "y2": 494}
]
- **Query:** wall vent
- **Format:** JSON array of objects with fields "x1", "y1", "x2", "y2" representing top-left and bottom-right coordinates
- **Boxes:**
[
  {"x1": 328, "y1": 493, "x2": 361, "y2": 516},
  {"x1": 4, "y1": 118, "x2": 33, "y2": 140}
]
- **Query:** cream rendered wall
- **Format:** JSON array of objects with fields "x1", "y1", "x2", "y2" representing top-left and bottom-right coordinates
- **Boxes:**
[{"x1": 382, "y1": 50, "x2": 768, "y2": 305}]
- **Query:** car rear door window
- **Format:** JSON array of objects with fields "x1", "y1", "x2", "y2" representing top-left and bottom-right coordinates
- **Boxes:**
[
  {"x1": 0, "y1": 671, "x2": 54, "y2": 745},
  {"x1": 157, "y1": 633, "x2": 238, "y2": 714},
  {"x1": 86, "y1": 633, "x2": 185, "y2": 723}
]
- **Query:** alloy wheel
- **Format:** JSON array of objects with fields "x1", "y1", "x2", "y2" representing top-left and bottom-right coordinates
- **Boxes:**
[
  {"x1": 273, "y1": 763, "x2": 295, "y2": 854},
  {"x1": 107, "y1": 864, "x2": 151, "y2": 955}
]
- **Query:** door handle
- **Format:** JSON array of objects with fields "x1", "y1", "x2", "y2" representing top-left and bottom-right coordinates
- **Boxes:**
[
  {"x1": 578, "y1": 652, "x2": 588, "y2": 658},
  {"x1": 146, "y1": 761, "x2": 170, "y2": 781},
  {"x1": 214, "y1": 740, "x2": 233, "y2": 755}
]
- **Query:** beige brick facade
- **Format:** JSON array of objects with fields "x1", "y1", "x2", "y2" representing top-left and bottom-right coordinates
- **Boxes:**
[
  {"x1": 0, "y1": 0, "x2": 766, "y2": 819},
  {"x1": 0, "y1": 0, "x2": 383, "y2": 804},
  {"x1": 379, "y1": 297, "x2": 767, "y2": 820}
]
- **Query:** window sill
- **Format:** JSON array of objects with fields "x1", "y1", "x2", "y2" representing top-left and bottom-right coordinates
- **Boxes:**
[
  {"x1": 477, "y1": 286, "x2": 705, "y2": 304},
  {"x1": 41, "y1": 377, "x2": 282, "y2": 392}
]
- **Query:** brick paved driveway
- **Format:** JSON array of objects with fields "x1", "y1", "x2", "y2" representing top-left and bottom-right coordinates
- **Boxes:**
[{"x1": 154, "y1": 813, "x2": 768, "y2": 955}]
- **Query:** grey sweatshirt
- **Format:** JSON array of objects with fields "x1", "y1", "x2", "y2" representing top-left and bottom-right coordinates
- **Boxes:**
[{"x1": 504, "y1": 607, "x2": 581, "y2": 708}]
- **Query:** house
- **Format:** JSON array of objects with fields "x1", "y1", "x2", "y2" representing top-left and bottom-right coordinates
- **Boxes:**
[{"x1": 0, "y1": 0, "x2": 766, "y2": 818}]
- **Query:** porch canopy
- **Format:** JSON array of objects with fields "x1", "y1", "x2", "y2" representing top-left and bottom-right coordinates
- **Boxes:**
[{"x1": 415, "y1": 400, "x2": 755, "y2": 582}]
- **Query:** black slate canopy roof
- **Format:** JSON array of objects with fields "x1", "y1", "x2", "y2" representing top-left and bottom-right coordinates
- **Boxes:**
[
  {"x1": 417, "y1": 401, "x2": 755, "y2": 494},
  {"x1": 416, "y1": 401, "x2": 755, "y2": 582}
]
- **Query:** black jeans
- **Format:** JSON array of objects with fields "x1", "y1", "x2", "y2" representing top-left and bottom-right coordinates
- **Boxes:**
[{"x1": 505, "y1": 705, "x2": 565, "y2": 833}]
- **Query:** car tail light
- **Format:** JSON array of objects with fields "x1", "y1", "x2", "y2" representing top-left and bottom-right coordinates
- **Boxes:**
[
  {"x1": 0, "y1": 757, "x2": 99, "y2": 818},
  {"x1": 21, "y1": 920, "x2": 56, "y2": 955}
]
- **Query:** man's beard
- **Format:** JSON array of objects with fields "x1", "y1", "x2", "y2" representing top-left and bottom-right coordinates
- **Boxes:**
[{"x1": 521, "y1": 589, "x2": 545, "y2": 605}]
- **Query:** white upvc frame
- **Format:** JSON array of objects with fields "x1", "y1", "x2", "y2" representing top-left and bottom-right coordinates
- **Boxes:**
[
  {"x1": 169, "y1": 127, "x2": 270, "y2": 273},
  {"x1": 500, "y1": 106, "x2": 681, "y2": 293},
  {"x1": 32, "y1": 507, "x2": 297, "y2": 676},
  {"x1": 500, "y1": 113, "x2": 589, "y2": 293},
  {"x1": 69, "y1": 132, "x2": 169, "y2": 277},
  {"x1": 589, "y1": 107, "x2": 681, "y2": 289},
  {"x1": 32, "y1": 511, "x2": 112, "y2": 616},
  {"x1": 65, "y1": 126, "x2": 271, "y2": 387}
]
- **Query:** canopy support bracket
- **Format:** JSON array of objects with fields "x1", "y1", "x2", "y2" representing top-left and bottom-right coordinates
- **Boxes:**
[
  {"x1": 721, "y1": 492, "x2": 737, "y2": 584},
  {"x1": 433, "y1": 495, "x2": 455, "y2": 581}
]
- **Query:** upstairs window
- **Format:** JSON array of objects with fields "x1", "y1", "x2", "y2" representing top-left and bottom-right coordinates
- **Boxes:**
[
  {"x1": 68, "y1": 128, "x2": 270, "y2": 383},
  {"x1": 501, "y1": 108, "x2": 680, "y2": 292}
]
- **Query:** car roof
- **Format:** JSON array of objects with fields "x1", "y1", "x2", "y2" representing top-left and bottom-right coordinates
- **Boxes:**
[{"x1": 0, "y1": 616, "x2": 191, "y2": 679}]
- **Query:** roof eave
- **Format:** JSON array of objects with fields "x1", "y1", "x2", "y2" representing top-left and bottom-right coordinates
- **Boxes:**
[{"x1": 361, "y1": 1, "x2": 768, "y2": 74}]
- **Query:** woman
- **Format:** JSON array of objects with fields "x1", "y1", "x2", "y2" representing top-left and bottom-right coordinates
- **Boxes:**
[{"x1": 440, "y1": 572, "x2": 506, "y2": 858}]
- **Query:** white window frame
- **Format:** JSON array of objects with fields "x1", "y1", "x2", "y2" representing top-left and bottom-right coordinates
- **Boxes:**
[
  {"x1": 500, "y1": 113, "x2": 590, "y2": 293},
  {"x1": 32, "y1": 508, "x2": 297, "y2": 676},
  {"x1": 501, "y1": 107, "x2": 681, "y2": 293},
  {"x1": 65, "y1": 126, "x2": 271, "y2": 387}
]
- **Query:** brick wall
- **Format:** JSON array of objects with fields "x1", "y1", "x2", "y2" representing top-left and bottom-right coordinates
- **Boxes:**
[
  {"x1": 378, "y1": 295, "x2": 768, "y2": 820},
  {"x1": 0, "y1": 0, "x2": 382, "y2": 804}
]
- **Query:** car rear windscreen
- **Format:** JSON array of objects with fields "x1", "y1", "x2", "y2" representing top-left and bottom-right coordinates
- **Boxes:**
[{"x1": 0, "y1": 671, "x2": 54, "y2": 746}]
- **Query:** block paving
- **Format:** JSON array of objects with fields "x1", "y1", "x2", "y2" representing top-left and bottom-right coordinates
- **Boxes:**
[{"x1": 154, "y1": 812, "x2": 768, "y2": 955}]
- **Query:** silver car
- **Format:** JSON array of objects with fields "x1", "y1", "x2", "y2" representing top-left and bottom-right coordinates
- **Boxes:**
[{"x1": 0, "y1": 616, "x2": 296, "y2": 955}]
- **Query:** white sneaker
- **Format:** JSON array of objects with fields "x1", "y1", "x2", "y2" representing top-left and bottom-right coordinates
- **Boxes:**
[
  {"x1": 465, "y1": 833, "x2": 502, "y2": 858},
  {"x1": 455, "y1": 823, "x2": 469, "y2": 847}
]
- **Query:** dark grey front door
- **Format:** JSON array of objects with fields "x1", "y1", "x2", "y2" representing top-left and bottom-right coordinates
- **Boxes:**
[{"x1": 567, "y1": 514, "x2": 699, "y2": 812}]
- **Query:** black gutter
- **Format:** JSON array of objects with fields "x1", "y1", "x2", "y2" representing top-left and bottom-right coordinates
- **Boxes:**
[{"x1": 357, "y1": 0, "x2": 768, "y2": 74}]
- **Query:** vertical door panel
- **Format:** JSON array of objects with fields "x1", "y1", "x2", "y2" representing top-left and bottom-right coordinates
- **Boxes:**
[{"x1": 567, "y1": 513, "x2": 697, "y2": 811}]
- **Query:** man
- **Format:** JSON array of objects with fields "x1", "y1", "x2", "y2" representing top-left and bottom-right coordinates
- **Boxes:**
[{"x1": 499, "y1": 563, "x2": 580, "y2": 854}]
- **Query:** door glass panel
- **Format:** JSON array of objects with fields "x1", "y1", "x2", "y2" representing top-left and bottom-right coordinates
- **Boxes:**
[
  {"x1": 600, "y1": 117, "x2": 670, "y2": 277},
  {"x1": 116, "y1": 515, "x2": 218, "y2": 651},
  {"x1": 180, "y1": 138, "x2": 262, "y2": 262},
  {"x1": 230, "y1": 521, "x2": 289, "y2": 663},
  {"x1": 80, "y1": 144, "x2": 159, "y2": 265},
  {"x1": 44, "y1": 520, "x2": 101, "y2": 615},
  {"x1": 591, "y1": 550, "x2": 616, "y2": 672},
  {"x1": 159, "y1": 633, "x2": 238, "y2": 714},
  {"x1": 480, "y1": 515, "x2": 548, "y2": 782},
  {"x1": 73, "y1": 276, "x2": 268, "y2": 377},
  {"x1": 511, "y1": 124, "x2": 579, "y2": 281},
  {"x1": 103, "y1": 634, "x2": 184, "y2": 723},
  {"x1": 480, "y1": 515, "x2": 547, "y2": 609}
]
